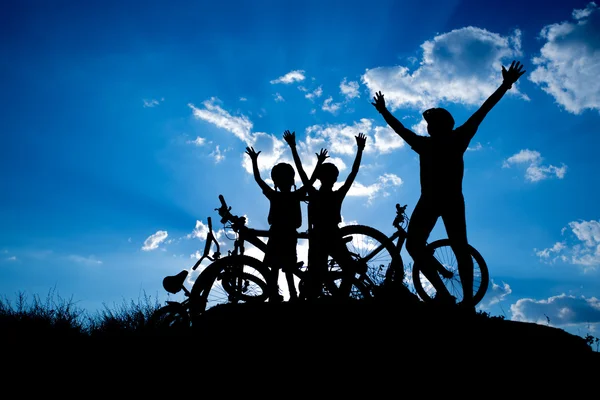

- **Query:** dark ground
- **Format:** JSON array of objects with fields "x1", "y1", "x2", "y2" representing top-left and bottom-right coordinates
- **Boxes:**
[
  {"x1": 5, "y1": 293, "x2": 597, "y2": 393},
  {"x1": 191, "y1": 294, "x2": 595, "y2": 361}
]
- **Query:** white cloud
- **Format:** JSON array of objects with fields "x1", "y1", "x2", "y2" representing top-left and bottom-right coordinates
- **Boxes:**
[
  {"x1": 511, "y1": 293, "x2": 600, "y2": 327},
  {"x1": 6, "y1": 256, "x2": 17, "y2": 262},
  {"x1": 305, "y1": 119, "x2": 405, "y2": 157},
  {"x1": 529, "y1": 2, "x2": 600, "y2": 114},
  {"x1": 270, "y1": 70, "x2": 306, "y2": 84},
  {"x1": 187, "y1": 219, "x2": 224, "y2": 242},
  {"x1": 467, "y1": 142, "x2": 483, "y2": 151},
  {"x1": 142, "y1": 230, "x2": 168, "y2": 251},
  {"x1": 186, "y1": 136, "x2": 207, "y2": 146},
  {"x1": 481, "y1": 279, "x2": 512, "y2": 308},
  {"x1": 502, "y1": 149, "x2": 567, "y2": 182},
  {"x1": 273, "y1": 93, "x2": 285, "y2": 102},
  {"x1": 239, "y1": 97, "x2": 247, "y2": 101},
  {"x1": 188, "y1": 98, "x2": 254, "y2": 144},
  {"x1": 241, "y1": 131, "x2": 287, "y2": 175},
  {"x1": 210, "y1": 145, "x2": 226, "y2": 163},
  {"x1": 340, "y1": 78, "x2": 360, "y2": 100},
  {"x1": 372, "y1": 125, "x2": 407, "y2": 154},
  {"x1": 304, "y1": 86, "x2": 323, "y2": 101},
  {"x1": 67, "y1": 255, "x2": 102, "y2": 265},
  {"x1": 306, "y1": 119, "x2": 372, "y2": 156},
  {"x1": 188, "y1": 99, "x2": 289, "y2": 172},
  {"x1": 322, "y1": 97, "x2": 342, "y2": 114},
  {"x1": 411, "y1": 119, "x2": 429, "y2": 136},
  {"x1": 362, "y1": 27, "x2": 525, "y2": 111},
  {"x1": 535, "y1": 219, "x2": 600, "y2": 271},
  {"x1": 143, "y1": 98, "x2": 164, "y2": 108},
  {"x1": 346, "y1": 173, "x2": 403, "y2": 202}
]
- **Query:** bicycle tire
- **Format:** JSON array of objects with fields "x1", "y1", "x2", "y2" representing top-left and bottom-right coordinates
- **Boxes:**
[
  {"x1": 190, "y1": 255, "x2": 270, "y2": 313},
  {"x1": 411, "y1": 239, "x2": 489, "y2": 305},
  {"x1": 323, "y1": 270, "x2": 372, "y2": 299},
  {"x1": 148, "y1": 303, "x2": 191, "y2": 331},
  {"x1": 337, "y1": 224, "x2": 404, "y2": 294}
]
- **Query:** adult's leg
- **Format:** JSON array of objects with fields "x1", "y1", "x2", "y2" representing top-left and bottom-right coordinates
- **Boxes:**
[
  {"x1": 406, "y1": 198, "x2": 453, "y2": 299},
  {"x1": 440, "y1": 197, "x2": 474, "y2": 309}
]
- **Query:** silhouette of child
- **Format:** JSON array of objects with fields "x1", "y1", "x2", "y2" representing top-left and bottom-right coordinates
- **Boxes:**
[
  {"x1": 371, "y1": 60, "x2": 526, "y2": 312},
  {"x1": 284, "y1": 130, "x2": 367, "y2": 299},
  {"x1": 245, "y1": 144, "x2": 327, "y2": 301}
]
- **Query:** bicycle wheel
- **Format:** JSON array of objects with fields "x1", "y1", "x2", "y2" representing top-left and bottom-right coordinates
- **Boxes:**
[
  {"x1": 190, "y1": 255, "x2": 270, "y2": 313},
  {"x1": 337, "y1": 224, "x2": 403, "y2": 292},
  {"x1": 148, "y1": 302, "x2": 190, "y2": 331},
  {"x1": 322, "y1": 269, "x2": 372, "y2": 300},
  {"x1": 412, "y1": 239, "x2": 489, "y2": 305}
]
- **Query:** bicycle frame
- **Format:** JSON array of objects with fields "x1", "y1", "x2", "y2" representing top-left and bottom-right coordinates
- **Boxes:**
[{"x1": 214, "y1": 194, "x2": 310, "y2": 258}]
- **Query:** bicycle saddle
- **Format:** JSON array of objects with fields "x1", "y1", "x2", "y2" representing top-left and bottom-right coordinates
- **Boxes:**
[{"x1": 162, "y1": 270, "x2": 189, "y2": 294}]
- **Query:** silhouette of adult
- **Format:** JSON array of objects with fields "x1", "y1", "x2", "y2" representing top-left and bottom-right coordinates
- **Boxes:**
[
  {"x1": 284, "y1": 130, "x2": 367, "y2": 299},
  {"x1": 245, "y1": 145, "x2": 327, "y2": 301},
  {"x1": 372, "y1": 60, "x2": 526, "y2": 311}
]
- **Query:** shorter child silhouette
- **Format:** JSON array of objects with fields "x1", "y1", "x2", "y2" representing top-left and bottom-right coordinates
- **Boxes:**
[
  {"x1": 245, "y1": 144, "x2": 327, "y2": 301},
  {"x1": 284, "y1": 130, "x2": 367, "y2": 299}
]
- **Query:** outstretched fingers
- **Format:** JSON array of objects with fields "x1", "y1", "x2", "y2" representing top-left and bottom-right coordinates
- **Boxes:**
[
  {"x1": 245, "y1": 146, "x2": 260, "y2": 158},
  {"x1": 316, "y1": 148, "x2": 329, "y2": 162}
]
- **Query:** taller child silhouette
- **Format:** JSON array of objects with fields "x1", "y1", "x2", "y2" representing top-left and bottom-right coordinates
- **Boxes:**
[
  {"x1": 372, "y1": 60, "x2": 526, "y2": 311},
  {"x1": 284, "y1": 130, "x2": 367, "y2": 299}
]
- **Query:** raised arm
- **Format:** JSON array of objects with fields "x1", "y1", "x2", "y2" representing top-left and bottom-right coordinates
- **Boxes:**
[
  {"x1": 245, "y1": 146, "x2": 271, "y2": 193},
  {"x1": 340, "y1": 133, "x2": 366, "y2": 194},
  {"x1": 372, "y1": 91, "x2": 420, "y2": 148},
  {"x1": 283, "y1": 130, "x2": 310, "y2": 185},
  {"x1": 462, "y1": 60, "x2": 526, "y2": 138}
]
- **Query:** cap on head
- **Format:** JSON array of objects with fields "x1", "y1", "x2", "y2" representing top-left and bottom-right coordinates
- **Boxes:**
[
  {"x1": 423, "y1": 108, "x2": 455, "y2": 134},
  {"x1": 271, "y1": 163, "x2": 295, "y2": 188}
]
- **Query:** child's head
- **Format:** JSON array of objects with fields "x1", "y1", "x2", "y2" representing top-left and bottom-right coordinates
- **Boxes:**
[
  {"x1": 317, "y1": 162, "x2": 339, "y2": 187},
  {"x1": 423, "y1": 108, "x2": 455, "y2": 137},
  {"x1": 271, "y1": 162, "x2": 295, "y2": 191}
]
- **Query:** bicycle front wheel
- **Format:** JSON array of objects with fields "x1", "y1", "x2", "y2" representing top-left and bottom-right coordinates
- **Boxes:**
[
  {"x1": 412, "y1": 239, "x2": 489, "y2": 305},
  {"x1": 338, "y1": 224, "x2": 403, "y2": 291},
  {"x1": 190, "y1": 255, "x2": 270, "y2": 313}
]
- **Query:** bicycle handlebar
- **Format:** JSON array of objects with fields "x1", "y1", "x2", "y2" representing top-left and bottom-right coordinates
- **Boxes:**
[
  {"x1": 215, "y1": 194, "x2": 246, "y2": 228},
  {"x1": 219, "y1": 194, "x2": 227, "y2": 209},
  {"x1": 393, "y1": 203, "x2": 408, "y2": 229}
]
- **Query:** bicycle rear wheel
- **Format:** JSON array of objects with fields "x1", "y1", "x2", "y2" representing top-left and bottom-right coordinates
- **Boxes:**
[
  {"x1": 148, "y1": 302, "x2": 191, "y2": 332},
  {"x1": 411, "y1": 239, "x2": 489, "y2": 305},
  {"x1": 322, "y1": 269, "x2": 371, "y2": 299},
  {"x1": 337, "y1": 224, "x2": 403, "y2": 293},
  {"x1": 190, "y1": 255, "x2": 270, "y2": 313}
]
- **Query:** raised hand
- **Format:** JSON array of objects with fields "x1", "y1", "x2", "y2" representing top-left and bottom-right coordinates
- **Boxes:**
[
  {"x1": 371, "y1": 91, "x2": 386, "y2": 113},
  {"x1": 356, "y1": 132, "x2": 367, "y2": 149},
  {"x1": 315, "y1": 148, "x2": 329, "y2": 164},
  {"x1": 245, "y1": 146, "x2": 261, "y2": 161},
  {"x1": 283, "y1": 130, "x2": 296, "y2": 147},
  {"x1": 502, "y1": 60, "x2": 526, "y2": 87}
]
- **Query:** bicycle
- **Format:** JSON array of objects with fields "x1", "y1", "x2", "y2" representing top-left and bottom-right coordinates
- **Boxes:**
[
  {"x1": 359, "y1": 203, "x2": 489, "y2": 305},
  {"x1": 149, "y1": 194, "x2": 401, "y2": 328}
]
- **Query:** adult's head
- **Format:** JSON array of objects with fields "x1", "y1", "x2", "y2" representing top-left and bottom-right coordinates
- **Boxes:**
[
  {"x1": 422, "y1": 108, "x2": 455, "y2": 137},
  {"x1": 271, "y1": 162, "x2": 295, "y2": 191}
]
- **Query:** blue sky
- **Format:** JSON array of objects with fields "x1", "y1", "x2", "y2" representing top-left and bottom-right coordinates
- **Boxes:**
[{"x1": 1, "y1": 0, "x2": 599, "y2": 339}]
